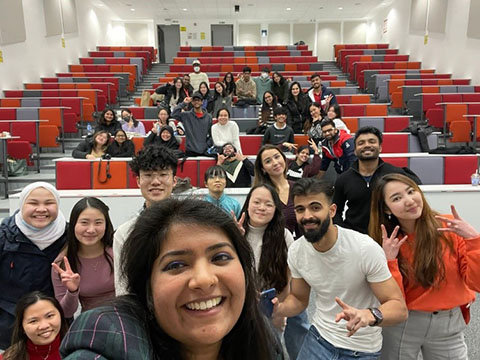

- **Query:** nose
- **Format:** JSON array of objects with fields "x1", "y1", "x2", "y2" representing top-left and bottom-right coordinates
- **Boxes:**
[
  {"x1": 302, "y1": 208, "x2": 315, "y2": 221},
  {"x1": 188, "y1": 260, "x2": 218, "y2": 292},
  {"x1": 37, "y1": 318, "x2": 50, "y2": 330}
]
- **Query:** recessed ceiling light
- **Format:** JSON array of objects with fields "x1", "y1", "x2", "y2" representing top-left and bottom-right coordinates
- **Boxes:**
[
  {"x1": 247, "y1": 3, "x2": 254, "y2": 6},
  {"x1": 286, "y1": 7, "x2": 291, "y2": 11},
  {"x1": 130, "y1": 8, "x2": 135, "y2": 11},
  {"x1": 163, "y1": 7, "x2": 168, "y2": 10},
  {"x1": 126, "y1": 3, "x2": 132, "y2": 6},
  {"x1": 355, "y1": 2, "x2": 361, "y2": 5},
  {"x1": 319, "y1": 6, "x2": 324, "y2": 9},
  {"x1": 338, "y1": 7, "x2": 343, "y2": 10},
  {"x1": 182, "y1": 8, "x2": 188, "y2": 11}
]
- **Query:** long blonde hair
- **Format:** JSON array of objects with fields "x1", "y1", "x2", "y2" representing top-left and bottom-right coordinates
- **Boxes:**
[{"x1": 369, "y1": 173, "x2": 453, "y2": 288}]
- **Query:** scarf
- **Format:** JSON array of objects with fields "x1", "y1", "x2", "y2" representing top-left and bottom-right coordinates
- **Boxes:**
[{"x1": 14, "y1": 182, "x2": 66, "y2": 250}]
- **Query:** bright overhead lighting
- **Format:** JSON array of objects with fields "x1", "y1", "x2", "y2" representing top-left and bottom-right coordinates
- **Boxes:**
[
  {"x1": 338, "y1": 7, "x2": 343, "y2": 10},
  {"x1": 286, "y1": 7, "x2": 291, "y2": 11},
  {"x1": 182, "y1": 8, "x2": 188, "y2": 11},
  {"x1": 130, "y1": 8, "x2": 135, "y2": 11}
]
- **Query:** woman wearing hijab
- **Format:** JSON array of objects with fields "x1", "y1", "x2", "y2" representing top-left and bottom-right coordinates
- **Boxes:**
[
  {"x1": 0, "y1": 182, "x2": 67, "y2": 350},
  {"x1": 144, "y1": 125, "x2": 184, "y2": 158}
]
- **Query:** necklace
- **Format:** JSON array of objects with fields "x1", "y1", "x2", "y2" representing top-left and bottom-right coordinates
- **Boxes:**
[
  {"x1": 34, "y1": 343, "x2": 52, "y2": 360},
  {"x1": 91, "y1": 260, "x2": 100, "y2": 272}
]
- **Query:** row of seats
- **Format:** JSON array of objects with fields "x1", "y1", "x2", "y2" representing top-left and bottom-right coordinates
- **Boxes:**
[
  {"x1": 169, "y1": 63, "x2": 325, "y2": 73},
  {"x1": 96, "y1": 46, "x2": 156, "y2": 63},
  {"x1": 362, "y1": 69, "x2": 436, "y2": 91},
  {"x1": 355, "y1": 61, "x2": 422, "y2": 86},
  {"x1": 79, "y1": 57, "x2": 146, "y2": 76},
  {"x1": 333, "y1": 43, "x2": 389, "y2": 59},
  {"x1": 55, "y1": 153, "x2": 479, "y2": 190},
  {"x1": 179, "y1": 45, "x2": 309, "y2": 51},
  {"x1": 56, "y1": 72, "x2": 132, "y2": 93},
  {"x1": 173, "y1": 56, "x2": 318, "y2": 65},
  {"x1": 89, "y1": 51, "x2": 154, "y2": 68},
  {"x1": 344, "y1": 54, "x2": 410, "y2": 74},
  {"x1": 336, "y1": 48, "x2": 399, "y2": 69},
  {"x1": 409, "y1": 93, "x2": 480, "y2": 121},
  {"x1": 68, "y1": 65, "x2": 138, "y2": 88},
  {"x1": 177, "y1": 50, "x2": 313, "y2": 58}
]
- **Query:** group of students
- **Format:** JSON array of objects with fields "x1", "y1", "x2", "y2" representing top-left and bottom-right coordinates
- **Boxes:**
[{"x1": 1, "y1": 138, "x2": 480, "y2": 359}]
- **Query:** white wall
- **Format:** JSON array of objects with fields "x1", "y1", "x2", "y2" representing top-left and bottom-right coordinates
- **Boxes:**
[
  {"x1": 0, "y1": 0, "x2": 119, "y2": 90},
  {"x1": 366, "y1": 0, "x2": 480, "y2": 84},
  {"x1": 293, "y1": 23, "x2": 315, "y2": 53},
  {"x1": 176, "y1": 20, "x2": 213, "y2": 46},
  {"x1": 238, "y1": 24, "x2": 261, "y2": 45},
  {"x1": 268, "y1": 24, "x2": 290, "y2": 45},
  {"x1": 125, "y1": 23, "x2": 150, "y2": 45},
  {"x1": 317, "y1": 22, "x2": 341, "y2": 60},
  {"x1": 344, "y1": 21, "x2": 367, "y2": 44}
]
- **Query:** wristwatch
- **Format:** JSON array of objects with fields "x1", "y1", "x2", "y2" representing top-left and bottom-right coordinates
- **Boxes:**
[{"x1": 368, "y1": 307, "x2": 383, "y2": 326}]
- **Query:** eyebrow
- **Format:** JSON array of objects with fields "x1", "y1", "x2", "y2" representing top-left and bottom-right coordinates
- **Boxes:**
[
  {"x1": 388, "y1": 186, "x2": 413, "y2": 200},
  {"x1": 158, "y1": 242, "x2": 235, "y2": 263}
]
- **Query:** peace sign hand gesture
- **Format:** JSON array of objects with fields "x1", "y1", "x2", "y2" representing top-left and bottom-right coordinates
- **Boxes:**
[
  {"x1": 52, "y1": 256, "x2": 81, "y2": 293},
  {"x1": 381, "y1": 225, "x2": 408, "y2": 260},
  {"x1": 436, "y1": 205, "x2": 480, "y2": 239},
  {"x1": 231, "y1": 211, "x2": 246, "y2": 236},
  {"x1": 334, "y1": 297, "x2": 375, "y2": 337}
]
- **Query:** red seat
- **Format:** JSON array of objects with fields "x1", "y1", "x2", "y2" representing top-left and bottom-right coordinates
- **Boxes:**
[
  {"x1": 384, "y1": 117, "x2": 410, "y2": 132},
  {"x1": 176, "y1": 159, "x2": 198, "y2": 186},
  {"x1": 240, "y1": 136, "x2": 263, "y2": 156},
  {"x1": 7, "y1": 141, "x2": 33, "y2": 166},
  {"x1": 56, "y1": 161, "x2": 92, "y2": 189},
  {"x1": 381, "y1": 157, "x2": 408, "y2": 168},
  {"x1": 444, "y1": 156, "x2": 478, "y2": 184},
  {"x1": 381, "y1": 134, "x2": 408, "y2": 153}
]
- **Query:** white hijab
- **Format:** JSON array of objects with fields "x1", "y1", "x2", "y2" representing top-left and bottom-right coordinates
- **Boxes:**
[{"x1": 14, "y1": 182, "x2": 66, "y2": 250}]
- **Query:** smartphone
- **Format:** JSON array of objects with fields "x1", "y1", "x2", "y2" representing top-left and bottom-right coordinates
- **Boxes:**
[{"x1": 259, "y1": 288, "x2": 276, "y2": 318}]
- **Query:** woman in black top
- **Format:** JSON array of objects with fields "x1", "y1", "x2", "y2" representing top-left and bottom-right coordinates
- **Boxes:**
[
  {"x1": 95, "y1": 108, "x2": 122, "y2": 136},
  {"x1": 285, "y1": 82, "x2": 311, "y2": 134},
  {"x1": 271, "y1": 71, "x2": 289, "y2": 105},
  {"x1": 286, "y1": 141, "x2": 321, "y2": 182},
  {"x1": 198, "y1": 81, "x2": 212, "y2": 111},
  {"x1": 107, "y1": 129, "x2": 135, "y2": 157},
  {"x1": 223, "y1": 72, "x2": 236, "y2": 97},
  {"x1": 144, "y1": 125, "x2": 183, "y2": 158},
  {"x1": 154, "y1": 77, "x2": 188, "y2": 110}
]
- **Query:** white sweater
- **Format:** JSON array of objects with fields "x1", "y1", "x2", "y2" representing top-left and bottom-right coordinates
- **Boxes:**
[{"x1": 211, "y1": 121, "x2": 242, "y2": 152}]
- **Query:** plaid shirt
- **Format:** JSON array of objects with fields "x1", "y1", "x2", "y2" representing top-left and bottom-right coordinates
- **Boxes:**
[{"x1": 60, "y1": 305, "x2": 153, "y2": 359}]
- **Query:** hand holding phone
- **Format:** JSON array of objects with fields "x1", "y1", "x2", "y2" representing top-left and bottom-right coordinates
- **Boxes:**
[{"x1": 259, "y1": 288, "x2": 276, "y2": 318}]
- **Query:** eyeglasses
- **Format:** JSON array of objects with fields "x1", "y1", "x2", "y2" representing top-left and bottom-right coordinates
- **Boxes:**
[
  {"x1": 116, "y1": 134, "x2": 126, "y2": 138},
  {"x1": 140, "y1": 171, "x2": 173, "y2": 182}
]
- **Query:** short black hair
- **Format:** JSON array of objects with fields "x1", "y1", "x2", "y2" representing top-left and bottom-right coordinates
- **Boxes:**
[
  {"x1": 222, "y1": 142, "x2": 236, "y2": 153},
  {"x1": 243, "y1": 66, "x2": 252, "y2": 73},
  {"x1": 273, "y1": 107, "x2": 288, "y2": 117},
  {"x1": 129, "y1": 144, "x2": 178, "y2": 176},
  {"x1": 354, "y1": 126, "x2": 383, "y2": 145},
  {"x1": 320, "y1": 119, "x2": 336, "y2": 128},
  {"x1": 310, "y1": 73, "x2": 321, "y2": 81},
  {"x1": 204, "y1": 165, "x2": 226, "y2": 182},
  {"x1": 291, "y1": 177, "x2": 335, "y2": 204},
  {"x1": 262, "y1": 67, "x2": 270, "y2": 73}
]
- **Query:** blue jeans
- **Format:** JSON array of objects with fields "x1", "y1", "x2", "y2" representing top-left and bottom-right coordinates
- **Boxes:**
[
  {"x1": 297, "y1": 325, "x2": 381, "y2": 360},
  {"x1": 284, "y1": 310, "x2": 310, "y2": 360}
]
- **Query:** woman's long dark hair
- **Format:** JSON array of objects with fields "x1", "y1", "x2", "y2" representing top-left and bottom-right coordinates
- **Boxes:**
[
  {"x1": 260, "y1": 91, "x2": 278, "y2": 125},
  {"x1": 327, "y1": 103, "x2": 342, "y2": 120},
  {"x1": 2, "y1": 291, "x2": 68, "y2": 360},
  {"x1": 287, "y1": 81, "x2": 305, "y2": 102},
  {"x1": 172, "y1": 77, "x2": 184, "y2": 100},
  {"x1": 120, "y1": 198, "x2": 282, "y2": 360},
  {"x1": 272, "y1": 71, "x2": 286, "y2": 86},
  {"x1": 253, "y1": 145, "x2": 288, "y2": 190},
  {"x1": 198, "y1": 81, "x2": 210, "y2": 98},
  {"x1": 213, "y1": 81, "x2": 227, "y2": 100},
  {"x1": 369, "y1": 173, "x2": 454, "y2": 288},
  {"x1": 242, "y1": 184, "x2": 289, "y2": 292},
  {"x1": 59, "y1": 197, "x2": 114, "y2": 274},
  {"x1": 91, "y1": 130, "x2": 110, "y2": 153},
  {"x1": 304, "y1": 102, "x2": 325, "y2": 133},
  {"x1": 122, "y1": 108, "x2": 139, "y2": 127},
  {"x1": 98, "y1": 108, "x2": 118, "y2": 126},
  {"x1": 223, "y1": 72, "x2": 236, "y2": 95}
]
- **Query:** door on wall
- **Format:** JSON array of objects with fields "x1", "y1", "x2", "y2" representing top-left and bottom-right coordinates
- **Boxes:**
[
  {"x1": 157, "y1": 24, "x2": 180, "y2": 63},
  {"x1": 211, "y1": 24, "x2": 233, "y2": 46}
]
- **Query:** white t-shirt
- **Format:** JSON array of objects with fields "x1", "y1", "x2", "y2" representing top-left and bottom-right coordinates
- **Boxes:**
[
  {"x1": 288, "y1": 226, "x2": 391, "y2": 353},
  {"x1": 246, "y1": 224, "x2": 294, "y2": 271}
]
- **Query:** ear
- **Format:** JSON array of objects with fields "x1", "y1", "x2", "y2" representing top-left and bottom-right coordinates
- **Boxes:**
[
  {"x1": 172, "y1": 176, "x2": 177, "y2": 188},
  {"x1": 384, "y1": 207, "x2": 392, "y2": 215},
  {"x1": 136, "y1": 176, "x2": 140, "y2": 188},
  {"x1": 329, "y1": 203, "x2": 337, "y2": 218}
]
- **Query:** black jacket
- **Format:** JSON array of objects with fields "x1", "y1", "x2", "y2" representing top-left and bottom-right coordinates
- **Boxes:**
[
  {"x1": 154, "y1": 83, "x2": 188, "y2": 105},
  {"x1": 221, "y1": 159, "x2": 255, "y2": 188},
  {"x1": 95, "y1": 121, "x2": 122, "y2": 136},
  {"x1": 333, "y1": 159, "x2": 422, "y2": 234},
  {"x1": 0, "y1": 213, "x2": 67, "y2": 348},
  {"x1": 107, "y1": 140, "x2": 135, "y2": 157},
  {"x1": 72, "y1": 138, "x2": 95, "y2": 159},
  {"x1": 285, "y1": 95, "x2": 311, "y2": 132}
]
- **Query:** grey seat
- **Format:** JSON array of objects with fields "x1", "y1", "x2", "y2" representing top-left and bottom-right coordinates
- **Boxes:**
[{"x1": 409, "y1": 156, "x2": 444, "y2": 184}]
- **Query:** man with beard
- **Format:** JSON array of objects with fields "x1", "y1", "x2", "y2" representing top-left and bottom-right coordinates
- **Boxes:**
[
  {"x1": 272, "y1": 178, "x2": 407, "y2": 359},
  {"x1": 333, "y1": 126, "x2": 421, "y2": 234},
  {"x1": 216, "y1": 143, "x2": 254, "y2": 188},
  {"x1": 318, "y1": 119, "x2": 356, "y2": 178},
  {"x1": 307, "y1": 73, "x2": 337, "y2": 109}
]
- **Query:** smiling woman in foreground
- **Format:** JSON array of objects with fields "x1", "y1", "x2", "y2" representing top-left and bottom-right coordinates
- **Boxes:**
[{"x1": 60, "y1": 198, "x2": 282, "y2": 360}]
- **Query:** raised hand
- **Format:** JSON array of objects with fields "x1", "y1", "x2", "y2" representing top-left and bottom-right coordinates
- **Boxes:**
[
  {"x1": 436, "y1": 205, "x2": 480, "y2": 239},
  {"x1": 235, "y1": 150, "x2": 246, "y2": 161},
  {"x1": 217, "y1": 154, "x2": 227, "y2": 165},
  {"x1": 52, "y1": 256, "x2": 81, "y2": 293},
  {"x1": 183, "y1": 97, "x2": 192, "y2": 104},
  {"x1": 231, "y1": 211, "x2": 246, "y2": 236},
  {"x1": 381, "y1": 224, "x2": 407, "y2": 260},
  {"x1": 308, "y1": 139, "x2": 319, "y2": 154},
  {"x1": 334, "y1": 297, "x2": 374, "y2": 337}
]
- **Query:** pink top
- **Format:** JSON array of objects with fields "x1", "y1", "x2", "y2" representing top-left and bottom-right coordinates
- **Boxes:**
[{"x1": 52, "y1": 247, "x2": 115, "y2": 318}]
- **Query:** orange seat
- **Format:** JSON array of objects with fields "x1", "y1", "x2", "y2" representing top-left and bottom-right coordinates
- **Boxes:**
[
  {"x1": 391, "y1": 92, "x2": 403, "y2": 109},
  {"x1": 92, "y1": 160, "x2": 128, "y2": 189},
  {"x1": 449, "y1": 120, "x2": 471, "y2": 143},
  {"x1": 343, "y1": 117, "x2": 358, "y2": 133},
  {"x1": 132, "y1": 137, "x2": 144, "y2": 154},
  {"x1": 351, "y1": 95, "x2": 371, "y2": 104},
  {"x1": 329, "y1": 81, "x2": 345, "y2": 87},
  {"x1": 0, "y1": 99, "x2": 21, "y2": 107},
  {"x1": 39, "y1": 125, "x2": 59, "y2": 147},
  {"x1": 445, "y1": 104, "x2": 468, "y2": 124},
  {"x1": 366, "y1": 104, "x2": 388, "y2": 116},
  {"x1": 294, "y1": 135, "x2": 310, "y2": 147},
  {"x1": 39, "y1": 108, "x2": 63, "y2": 128}
]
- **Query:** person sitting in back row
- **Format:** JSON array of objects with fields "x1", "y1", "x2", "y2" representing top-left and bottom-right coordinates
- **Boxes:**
[
  {"x1": 217, "y1": 143, "x2": 255, "y2": 188},
  {"x1": 307, "y1": 73, "x2": 337, "y2": 111},
  {"x1": 120, "y1": 109, "x2": 146, "y2": 136},
  {"x1": 235, "y1": 66, "x2": 257, "y2": 107},
  {"x1": 95, "y1": 109, "x2": 122, "y2": 136},
  {"x1": 263, "y1": 107, "x2": 296, "y2": 153},
  {"x1": 106, "y1": 129, "x2": 135, "y2": 158},
  {"x1": 189, "y1": 59, "x2": 209, "y2": 92},
  {"x1": 253, "y1": 67, "x2": 273, "y2": 105},
  {"x1": 171, "y1": 91, "x2": 213, "y2": 157}
]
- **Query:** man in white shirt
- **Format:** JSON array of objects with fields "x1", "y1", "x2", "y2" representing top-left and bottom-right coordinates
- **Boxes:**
[
  {"x1": 189, "y1": 59, "x2": 209, "y2": 92},
  {"x1": 273, "y1": 177, "x2": 407, "y2": 359},
  {"x1": 113, "y1": 145, "x2": 177, "y2": 295}
]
